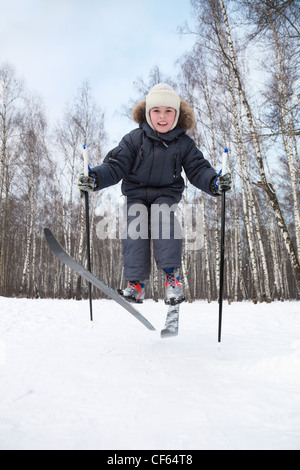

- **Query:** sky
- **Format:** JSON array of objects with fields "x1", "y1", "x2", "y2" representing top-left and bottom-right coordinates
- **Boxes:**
[{"x1": 0, "y1": 0, "x2": 196, "y2": 147}]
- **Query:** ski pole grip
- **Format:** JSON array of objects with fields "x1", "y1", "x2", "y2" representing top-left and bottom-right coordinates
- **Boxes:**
[
  {"x1": 222, "y1": 148, "x2": 228, "y2": 174},
  {"x1": 83, "y1": 144, "x2": 89, "y2": 177}
]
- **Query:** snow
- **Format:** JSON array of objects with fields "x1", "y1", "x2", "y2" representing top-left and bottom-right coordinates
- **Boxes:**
[{"x1": 0, "y1": 297, "x2": 299, "y2": 450}]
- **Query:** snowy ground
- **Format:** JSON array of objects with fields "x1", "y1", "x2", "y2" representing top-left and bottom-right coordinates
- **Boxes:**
[{"x1": 0, "y1": 297, "x2": 299, "y2": 450}]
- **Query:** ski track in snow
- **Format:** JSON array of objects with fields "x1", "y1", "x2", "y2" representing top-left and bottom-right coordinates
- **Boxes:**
[{"x1": 0, "y1": 297, "x2": 299, "y2": 450}]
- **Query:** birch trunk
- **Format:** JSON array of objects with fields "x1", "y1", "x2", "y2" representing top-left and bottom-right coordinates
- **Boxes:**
[
  {"x1": 201, "y1": 195, "x2": 211, "y2": 303},
  {"x1": 19, "y1": 176, "x2": 34, "y2": 297},
  {"x1": 0, "y1": 173, "x2": 9, "y2": 295}
]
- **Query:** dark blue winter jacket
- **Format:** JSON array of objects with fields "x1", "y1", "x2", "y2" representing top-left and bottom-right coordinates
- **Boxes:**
[{"x1": 91, "y1": 99, "x2": 218, "y2": 203}]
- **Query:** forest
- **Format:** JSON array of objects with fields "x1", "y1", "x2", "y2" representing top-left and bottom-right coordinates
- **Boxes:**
[{"x1": 0, "y1": 0, "x2": 299, "y2": 302}]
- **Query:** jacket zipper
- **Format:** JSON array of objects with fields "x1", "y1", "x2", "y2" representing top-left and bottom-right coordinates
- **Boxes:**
[{"x1": 173, "y1": 155, "x2": 178, "y2": 178}]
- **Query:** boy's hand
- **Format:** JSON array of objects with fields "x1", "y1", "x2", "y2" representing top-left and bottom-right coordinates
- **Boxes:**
[
  {"x1": 211, "y1": 172, "x2": 232, "y2": 195},
  {"x1": 78, "y1": 173, "x2": 97, "y2": 193}
]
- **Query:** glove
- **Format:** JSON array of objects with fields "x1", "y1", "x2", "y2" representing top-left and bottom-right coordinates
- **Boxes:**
[
  {"x1": 211, "y1": 171, "x2": 232, "y2": 195},
  {"x1": 78, "y1": 172, "x2": 97, "y2": 193}
]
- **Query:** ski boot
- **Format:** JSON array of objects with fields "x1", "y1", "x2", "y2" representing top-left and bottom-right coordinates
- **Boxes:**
[
  {"x1": 119, "y1": 281, "x2": 145, "y2": 304},
  {"x1": 164, "y1": 268, "x2": 185, "y2": 306}
]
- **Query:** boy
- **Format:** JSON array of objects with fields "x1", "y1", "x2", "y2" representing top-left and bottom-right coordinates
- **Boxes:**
[{"x1": 78, "y1": 84, "x2": 231, "y2": 305}]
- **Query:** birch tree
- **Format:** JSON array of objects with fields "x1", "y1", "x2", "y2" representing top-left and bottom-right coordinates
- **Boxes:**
[
  {"x1": 19, "y1": 96, "x2": 47, "y2": 297},
  {"x1": 267, "y1": 26, "x2": 300, "y2": 257},
  {"x1": 51, "y1": 81, "x2": 106, "y2": 298},
  {"x1": 188, "y1": 0, "x2": 300, "y2": 294},
  {"x1": 0, "y1": 63, "x2": 23, "y2": 295},
  {"x1": 216, "y1": 0, "x2": 300, "y2": 292}
]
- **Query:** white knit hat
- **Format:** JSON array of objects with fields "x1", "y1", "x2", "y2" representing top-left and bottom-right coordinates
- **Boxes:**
[{"x1": 146, "y1": 83, "x2": 181, "y2": 131}]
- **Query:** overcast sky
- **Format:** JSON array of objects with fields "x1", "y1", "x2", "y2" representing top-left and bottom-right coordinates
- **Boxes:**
[{"x1": 1, "y1": 0, "x2": 196, "y2": 147}]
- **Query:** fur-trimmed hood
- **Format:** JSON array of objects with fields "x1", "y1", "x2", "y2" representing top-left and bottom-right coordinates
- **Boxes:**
[{"x1": 132, "y1": 98, "x2": 196, "y2": 132}]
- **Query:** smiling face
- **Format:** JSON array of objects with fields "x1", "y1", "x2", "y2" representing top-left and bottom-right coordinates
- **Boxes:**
[{"x1": 149, "y1": 106, "x2": 177, "y2": 133}]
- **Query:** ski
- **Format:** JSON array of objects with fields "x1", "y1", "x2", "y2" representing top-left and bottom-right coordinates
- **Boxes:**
[
  {"x1": 161, "y1": 304, "x2": 180, "y2": 338},
  {"x1": 44, "y1": 228, "x2": 155, "y2": 331}
]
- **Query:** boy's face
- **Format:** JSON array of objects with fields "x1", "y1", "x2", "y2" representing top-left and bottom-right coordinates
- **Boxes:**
[{"x1": 149, "y1": 106, "x2": 176, "y2": 133}]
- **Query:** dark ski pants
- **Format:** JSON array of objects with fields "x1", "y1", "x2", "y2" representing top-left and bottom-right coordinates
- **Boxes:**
[{"x1": 122, "y1": 196, "x2": 182, "y2": 281}]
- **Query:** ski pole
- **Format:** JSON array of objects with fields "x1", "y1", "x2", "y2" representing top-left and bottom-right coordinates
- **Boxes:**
[
  {"x1": 218, "y1": 148, "x2": 228, "y2": 343},
  {"x1": 83, "y1": 144, "x2": 93, "y2": 322}
]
